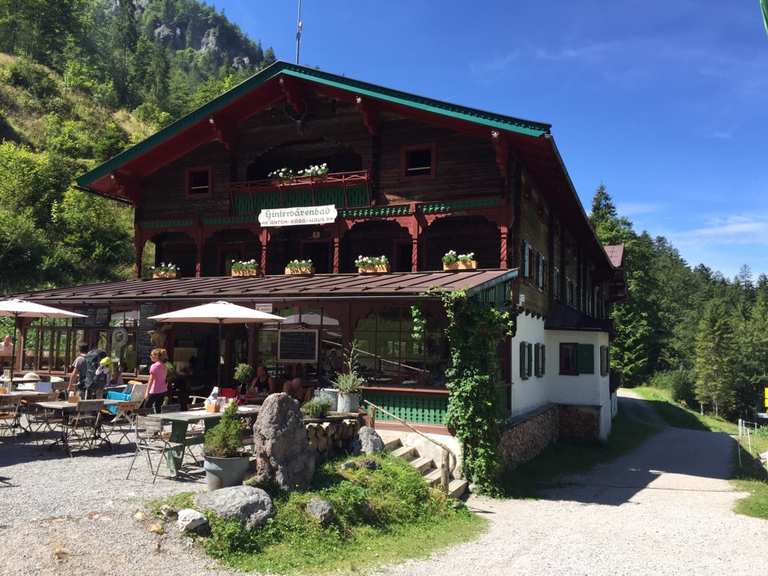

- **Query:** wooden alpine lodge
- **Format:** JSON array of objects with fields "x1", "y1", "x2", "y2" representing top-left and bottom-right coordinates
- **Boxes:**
[{"x1": 13, "y1": 61, "x2": 625, "y2": 447}]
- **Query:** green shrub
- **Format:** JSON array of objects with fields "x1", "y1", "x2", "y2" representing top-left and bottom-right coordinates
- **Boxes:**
[
  {"x1": 2, "y1": 58, "x2": 59, "y2": 100},
  {"x1": 204, "y1": 402, "x2": 243, "y2": 458},
  {"x1": 233, "y1": 363, "x2": 254, "y2": 386},
  {"x1": 649, "y1": 369, "x2": 695, "y2": 407},
  {"x1": 301, "y1": 398, "x2": 332, "y2": 418}
]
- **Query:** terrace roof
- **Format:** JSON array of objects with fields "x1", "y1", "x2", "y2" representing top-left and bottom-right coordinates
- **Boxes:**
[{"x1": 15, "y1": 270, "x2": 518, "y2": 307}]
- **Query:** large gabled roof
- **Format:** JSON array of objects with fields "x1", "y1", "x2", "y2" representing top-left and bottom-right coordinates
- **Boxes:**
[
  {"x1": 76, "y1": 61, "x2": 550, "y2": 190},
  {"x1": 75, "y1": 60, "x2": 617, "y2": 272}
]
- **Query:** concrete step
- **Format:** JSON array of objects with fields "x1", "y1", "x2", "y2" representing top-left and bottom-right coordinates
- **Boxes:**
[
  {"x1": 423, "y1": 468, "x2": 444, "y2": 486},
  {"x1": 391, "y1": 445, "x2": 417, "y2": 461},
  {"x1": 383, "y1": 438, "x2": 402, "y2": 452},
  {"x1": 448, "y1": 479, "x2": 469, "y2": 499},
  {"x1": 409, "y1": 456, "x2": 435, "y2": 474}
]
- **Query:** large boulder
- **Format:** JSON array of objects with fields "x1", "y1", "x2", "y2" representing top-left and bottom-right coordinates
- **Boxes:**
[
  {"x1": 195, "y1": 485, "x2": 273, "y2": 530},
  {"x1": 252, "y1": 393, "x2": 316, "y2": 491},
  {"x1": 306, "y1": 498, "x2": 334, "y2": 526},
  {"x1": 351, "y1": 426, "x2": 384, "y2": 455}
]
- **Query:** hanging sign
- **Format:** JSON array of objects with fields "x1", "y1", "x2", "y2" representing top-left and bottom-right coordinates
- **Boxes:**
[
  {"x1": 258, "y1": 205, "x2": 337, "y2": 227},
  {"x1": 278, "y1": 329, "x2": 318, "y2": 363}
]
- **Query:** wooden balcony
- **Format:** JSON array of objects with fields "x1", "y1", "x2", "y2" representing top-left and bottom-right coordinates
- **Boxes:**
[{"x1": 230, "y1": 170, "x2": 370, "y2": 216}]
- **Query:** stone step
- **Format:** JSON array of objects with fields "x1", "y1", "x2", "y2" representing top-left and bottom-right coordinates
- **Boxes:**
[
  {"x1": 409, "y1": 456, "x2": 434, "y2": 474},
  {"x1": 391, "y1": 445, "x2": 417, "y2": 461},
  {"x1": 448, "y1": 479, "x2": 468, "y2": 499},
  {"x1": 423, "y1": 467, "x2": 444, "y2": 486},
  {"x1": 383, "y1": 438, "x2": 402, "y2": 452}
]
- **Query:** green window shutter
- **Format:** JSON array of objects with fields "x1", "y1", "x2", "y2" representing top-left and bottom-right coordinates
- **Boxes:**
[
  {"x1": 526, "y1": 343, "x2": 533, "y2": 378},
  {"x1": 519, "y1": 341, "x2": 528, "y2": 380},
  {"x1": 522, "y1": 241, "x2": 529, "y2": 277},
  {"x1": 541, "y1": 344, "x2": 546, "y2": 376},
  {"x1": 534, "y1": 343, "x2": 540, "y2": 376},
  {"x1": 577, "y1": 344, "x2": 595, "y2": 374}
]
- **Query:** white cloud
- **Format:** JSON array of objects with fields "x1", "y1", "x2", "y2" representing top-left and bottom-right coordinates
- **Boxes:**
[
  {"x1": 616, "y1": 202, "x2": 660, "y2": 217},
  {"x1": 470, "y1": 51, "x2": 520, "y2": 75},
  {"x1": 534, "y1": 42, "x2": 615, "y2": 62},
  {"x1": 667, "y1": 215, "x2": 768, "y2": 247}
]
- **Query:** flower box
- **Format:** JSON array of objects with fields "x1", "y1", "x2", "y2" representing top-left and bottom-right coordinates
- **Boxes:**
[
  {"x1": 284, "y1": 266, "x2": 315, "y2": 275},
  {"x1": 443, "y1": 260, "x2": 477, "y2": 271},
  {"x1": 152, "y1": 270, "x2": 178, "y2": 280},
  {"x1": 231, "y1": 268, "x2": 260, "y2": 277},
  {"x1": 357, "y1": 264, "x2": 390, "y2": 274}
]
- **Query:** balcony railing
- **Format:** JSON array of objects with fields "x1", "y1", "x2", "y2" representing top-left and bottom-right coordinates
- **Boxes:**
[{"x1": 230, "y1": 170, "x2": 370, "y2": 216}]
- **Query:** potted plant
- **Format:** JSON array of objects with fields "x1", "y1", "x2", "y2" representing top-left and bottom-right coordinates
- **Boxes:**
[
  {"x1": 231, "y1": 259, "x2": 260, "y2": 277},
  {"x1": 442, "y1": 250, "x2": 477, "y2": 271},
  {"x1": 301, "y1": 397, "x2": 332, "y2": 419},
  {"x1": 233, "y1": 363, "x2": 254, "y2": 393},
  {"x1": 268, "y1": 167, "x2": 297, "y2": 183},
  {"x1": 150, "y1": 262, "x2": 179, "y2": 279},
  {"x1": 334, "y1": 343, "x2": 365, "y2": 412},
  {"x1": 203, "y1": 402, "x2": 250, "y2": 490},
  {"x1": 355, "y1": 255, "x2": 390, "y2": 274},
  {"x1": 296, "y1": 163, "x2": 329, "y2": 179},
  {"x1": 285, "y1": 259, "x2": 314, "y2": 275}
]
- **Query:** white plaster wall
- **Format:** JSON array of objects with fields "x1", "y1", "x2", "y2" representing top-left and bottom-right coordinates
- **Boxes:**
[
  {"x1": 509, "y1": 313, "x2": 548, "y2": 417},
  {"x1": 599, "y1": 401, "x2": 612, "y2": 441},
  {"x1": 545, "y1": 330, "x2": 610, "y2": 407}
]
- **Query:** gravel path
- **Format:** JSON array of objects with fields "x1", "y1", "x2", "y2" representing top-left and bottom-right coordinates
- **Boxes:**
[
  {"x1": 3, "y1": 395, "x2": 767, "y2": 576},
  {"x1": 377, "y1": 394, "x2": 767, "y2": 576}
]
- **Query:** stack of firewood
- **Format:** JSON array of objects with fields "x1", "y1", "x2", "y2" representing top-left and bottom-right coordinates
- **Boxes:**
[{"x1": 305, "y1": 419, "x2": 360, "y2": 457}]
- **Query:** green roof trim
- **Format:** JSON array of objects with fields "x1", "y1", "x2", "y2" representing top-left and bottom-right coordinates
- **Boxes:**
[
  {"x1": 76, "y1": 61, "x2": 551, "y2": 188},
  {"x1": 201, "y1": 214, "x2": 260, "y2": 226},
  {"x1": 419, "y1": 197, "x2": 501, "y2": 214},
  {"x1": 138, "y1": 218, "x2": 195, "y2": 229},
  {"x1": 339, "y1": 205, "x2": 412, "y2": 219}
]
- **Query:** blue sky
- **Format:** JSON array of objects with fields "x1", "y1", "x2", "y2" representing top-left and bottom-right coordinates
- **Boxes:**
[{"x1": 209, "y1": 0, "x2": 768, "y2": 278}]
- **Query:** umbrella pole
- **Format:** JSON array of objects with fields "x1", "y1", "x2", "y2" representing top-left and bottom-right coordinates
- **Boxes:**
[
  {"x1": 217, "y1": 320, "x2": 222, "y2": 390},
  {"x1": 10, "y1": 314, "x2": 18, "y2": 385}
]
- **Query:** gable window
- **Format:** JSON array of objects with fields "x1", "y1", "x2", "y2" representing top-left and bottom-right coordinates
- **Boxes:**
[
  {"x1": 403, "y1": 146, "x2": 434, "y2": 177},
  {"x1": 187, "y1": 167, "x2": 211, "y2": 196}
]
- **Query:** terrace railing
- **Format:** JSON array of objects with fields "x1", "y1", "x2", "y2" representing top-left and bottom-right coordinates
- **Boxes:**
[{"x1": 230, "y1": 170, "x2": 370, "y2": 216}]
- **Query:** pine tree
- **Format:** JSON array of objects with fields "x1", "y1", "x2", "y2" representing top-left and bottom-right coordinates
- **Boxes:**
[{"x1": 694, "y1": 300, "x2": 737, "y2": 417}]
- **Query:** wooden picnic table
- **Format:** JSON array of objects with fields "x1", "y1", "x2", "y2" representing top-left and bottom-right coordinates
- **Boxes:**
[
  {"x1": 33, "y1": 399, "x2": 128, "y2": 454},
  {"x1": 145, "y1": 405, "x2": 260, "y2": 476},
  {"x1": 0, "y1": 390, "x2": 50, "y2": 400}
]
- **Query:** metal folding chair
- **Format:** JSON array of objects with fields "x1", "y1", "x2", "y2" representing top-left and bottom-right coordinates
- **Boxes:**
[
  {"x1": 126, "y1": 416, "x2": 184, "y2": 484},
  {"x1": 65, "y1": 399, "x2": 106, "y2": 455},
  {"x1": 0, "y1": 396, "x2": 21, "y2": 438},
  {"x1": 100, "y1": 400, "x2": 141, "y2": 449}
]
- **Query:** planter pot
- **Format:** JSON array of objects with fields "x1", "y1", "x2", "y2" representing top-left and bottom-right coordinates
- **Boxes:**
[
  {"x1": 357, "y1": 264, "x2": 390, "y2": 274},
  {"x1": 314, "y1": 388, "x2": 339, "y2": 411},
  {"x1": 231, "y1": 268, "x2": 260, "y2": 277},
  {"x1": 337, "y1": 392, "x2": 360, "y2": 413},
  {"x1": 203, "y1": 455, "x2": 250, "y2": 491},
  {"x1": 152, "y1": 271, "x2": 178, "y2": 279},
  {"x1": 284, "y1": 266, "x2": 315, "y2": 275},
  {"x1": 442, "y1": 260, "x2": 477, "y2": 271}
]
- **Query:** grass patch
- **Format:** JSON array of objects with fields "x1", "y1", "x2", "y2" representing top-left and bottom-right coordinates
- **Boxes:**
[
  {"x1": 633, "y1": 385, "x2": 768, "y2": 520},
  {"x1": 149, "y1": 454, "x2": 485, "y2": 575},
  {"x1": 501, "y1": 409, "x2": 659, "y2": 498},
  {"x1": 632, "y1": 386, "x2": 736, "y2": 433}
]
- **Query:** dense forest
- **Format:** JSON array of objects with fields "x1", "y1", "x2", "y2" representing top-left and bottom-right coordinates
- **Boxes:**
[
  {"x1": 0, "y1": 0, "x2": 274, "y2": 292},
  {"x1": 591, "y1": 186, "x2": 768, "y2": 420},
  {"x1": 0, "y1": 2, "x2": 762, "y2": 421}
]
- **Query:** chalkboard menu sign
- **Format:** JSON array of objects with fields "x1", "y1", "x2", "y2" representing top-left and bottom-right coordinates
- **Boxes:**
[
  {"x1": 138, "y1": 303, "x2": 159, "y2": 373},
  {"x1": 72, "y1": 307, "x2": 110, "y2": 328},
  {"x1": 278, "y1": 330, "x2": 318, "y2": 363}
]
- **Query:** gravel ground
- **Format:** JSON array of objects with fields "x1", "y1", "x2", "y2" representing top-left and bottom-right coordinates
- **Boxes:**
[
  {"x1": 3, "y1": 395, "x2": 768, "y2": 576},
  {"x1": 377, "y1": 394, "x2": 768, "y2": 576}
]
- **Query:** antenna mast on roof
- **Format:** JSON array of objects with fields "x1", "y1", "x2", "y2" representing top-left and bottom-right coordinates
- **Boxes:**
[{"x1": 295, "y1": 0, "x2": 303, "y2": 64}]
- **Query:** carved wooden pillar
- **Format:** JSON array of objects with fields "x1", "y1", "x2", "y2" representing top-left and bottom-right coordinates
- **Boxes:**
[
  {"x1": 133, "y1": 231, "x2": 144, "y2": 279},
  {"x1": 332, "y1": 234, "x2": 340, "y2": 273},
  {"x1": 408, "y1": 210, "x2": 419, "y2": 272},
  {"x1": 499, "y1": 224, "x2": 508, "y2": 270},
  {"x1": 259, "y1": 228, "x2": 270, "y2": 273},
  {"x1": 195, "y1": 236, "x2": 203, "y2": 278}
]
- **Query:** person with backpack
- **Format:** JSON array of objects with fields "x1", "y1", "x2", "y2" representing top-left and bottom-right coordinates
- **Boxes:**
[
  {"x1": 68, "y1": 343, "x2": 89, "y2": 396},
  {"x1": 80, "y1": 348, "x2": 107, "y2": 399}
]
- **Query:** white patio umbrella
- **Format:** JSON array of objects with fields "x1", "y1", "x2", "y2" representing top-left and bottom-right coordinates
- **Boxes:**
[
  {"x1": 149, "y1": 301, "x2": 284, "y2": 389},
  {"x1": 0, "y1": 299, "x2": 86, "y2": 380}
]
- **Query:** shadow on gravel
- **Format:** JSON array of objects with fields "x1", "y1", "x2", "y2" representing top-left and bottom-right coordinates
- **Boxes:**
[{"x1": 537, "y1": 398, "x2": 735, "y2": 506}]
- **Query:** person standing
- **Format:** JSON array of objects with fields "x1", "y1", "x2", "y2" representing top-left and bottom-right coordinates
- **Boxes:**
[
  {"x1": 68, "y1": 343, "x2": 89, "y2": 396},
  {"x1": 144, "y1": 348, "x2": 168, "y2": 413}
]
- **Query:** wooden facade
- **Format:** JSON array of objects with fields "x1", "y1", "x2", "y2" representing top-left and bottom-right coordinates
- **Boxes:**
[{"x1": 17, "y1": 62, "x2": 623, "y2": 430}]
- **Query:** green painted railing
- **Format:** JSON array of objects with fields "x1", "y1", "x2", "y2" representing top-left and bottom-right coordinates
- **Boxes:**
[
  {"x1": 419, "y1": 197, "x2": 501, "y2": 214},
  {"x1": 361, "y1": 390, "x2": 448, "y2": 425}
]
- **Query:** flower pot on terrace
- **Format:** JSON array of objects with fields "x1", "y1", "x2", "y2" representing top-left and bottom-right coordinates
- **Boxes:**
[
  {"x1": 152, "y1": 271, "x2": 178, "y2": 279},
  {"x1": 357, "y1": 264, "x2": 390, "y2": 274},
  {"x1": 442, "y1": 260, "x2": 477, "y2": 271},
  {"x1": 203, "y1": 454, "x2": 250, "y2": 491},
  {"x1": 314, "y1": 388, "x2": 339, "y2": 411},
  {"x1": 284, "y1": 266, "x2": 315, "y2": 275},
  {"x1": 337, "y1": 392, "x2": 360, "y2": 413},
  {"x1": 231, "y1": 268, "x2": 260, "y2": 277}
]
